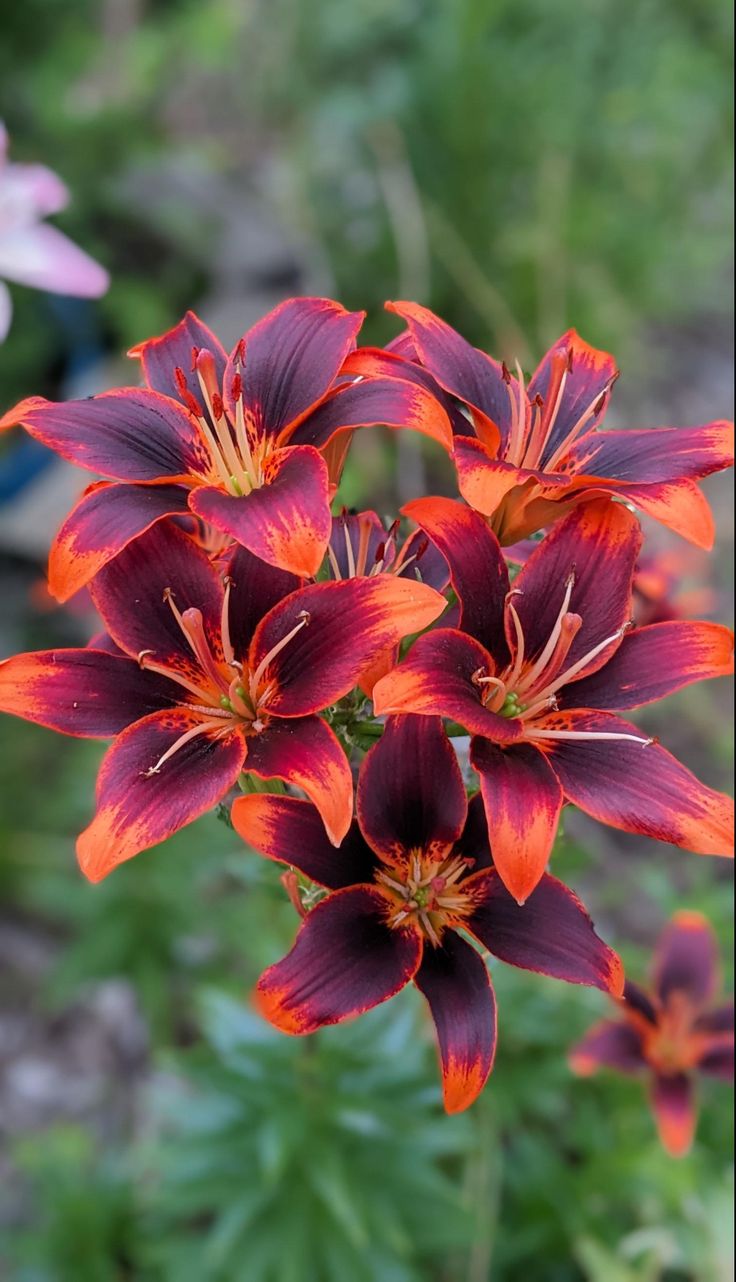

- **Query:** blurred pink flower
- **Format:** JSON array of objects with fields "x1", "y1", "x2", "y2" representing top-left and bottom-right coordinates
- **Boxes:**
[{"x1": 0, "y1": 123, "x2": 109, "y2": 341}]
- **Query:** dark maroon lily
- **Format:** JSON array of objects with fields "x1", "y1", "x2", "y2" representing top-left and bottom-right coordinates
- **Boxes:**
[
  {"x1": 0, "y1": 521, "x2": 446, "y2": 880},
  {"x1": 373, "y1": 497, "x2": 734, "y2": 903},
  {"x1": 0, "y1": 299, "x2": 452, "y2": 596},
  {"x1": 347, "y1": 302, "x2": 734, "y2": 548},
  {"x1": 234, "y1": 715, "x2": 624, "y2": 1113},
  {"x1": 570, "y1": 911, "x2": 733, "y2": 1156}
]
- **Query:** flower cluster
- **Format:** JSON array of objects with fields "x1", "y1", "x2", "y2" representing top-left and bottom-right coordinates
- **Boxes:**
[{"x1": 0, "y1": 297, "x2": 733, "y2": 1114}]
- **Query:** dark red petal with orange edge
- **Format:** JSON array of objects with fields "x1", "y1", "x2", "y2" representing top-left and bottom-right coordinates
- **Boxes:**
[
  {"x1": 231, "y1": 794, "x2": 377, "y2": 890},
  {"x1": 569, "y1": 1019, "x2": 647, "y2": 1076},
  {"x1": 694, "y1": 1002, "x2": 734, "y2": 1036},
  {"x1": 623, "y1": 980, "x2": 659, "y2": 1026},
  {"x1": 385, "y1": 301, "x2": 513, "y2": 444},
  {"x1": 0, "y1": 648, "x2": 178, "y2": 737},
  {"x1": 650, "y1": 1072, "x2": 696, "y2": 1157},
  {"x1": 4, "y1": 390, "x2": 208, "y2": 481},
  {"x1": 372, "y1": 628, "x2": 524, "y2": 743},
  {"x1": 357, "y1": 715, "x2": 467, "y2": 867},
  {"x1": 48, "y1": 481, "x2": 192, "y2": 603},
  {"x1": 287, "y1": 376, "x2": 453, "y2": 452},
  {"x1": 401, "y1": 495, "x2": 510, "y2": 661},
  {"x1": 466, "y1": 869, "x2": 624, "y2": 995},
  {"x1": 653, "y1": 911, "x2": 720, "y2": 1008},
  {"x1": 414, "y1": 931, "x2": 497, "y2": 1114},
  {"x1": 128, "y1": 310, "x2": 228, "y2": 402},
  {"x1": 470, "y1": 739, "x2": 563, "y2": 903},
  {"x1": 696, "y1": 1040, "x2": 734, "y2": 1081},
  {"x1": 89, "y1": 519, "x2": 224, "y2": 671},
  {"x1": 190, "y1": 445, "x2": 331, "y2": 578},
  {"x1": 250, "y1": 575, "x2": 447, "y2": 717},
  {"x1": 224, "y1": 297, "x2": 364, "y2": 440},
  {"x1": 453, "y1": 436, "x2": 568, "y2": 519},
  {"x1": 561, "y1": 620, "x2": 734, "y2": 711},
  {"x1": 254, "y1": 885, "x2": 422, "y2": 1034},
  {"x1": 76, "y1": 709, "x2": 246, "y2": 882},
  {"x1": 527, "y1": 329, "x2": 617, "y2": 466},
  {"x1": 568, "y1": 421, "x2": 734, "y2": 484},
  {"x1": 513, "y1": 498, "x2": 641, "y2": 676},
  {"x1": 242, "y1": 715, "x2": 353, "y2": 845},
  {"x1": 341, "y1": 346, "x2": 473, "y2": 437},
  {"x1": 224, "y1": 543, "x2": 302, "y2": 661},
  {"x1": 610, "y1": 478, "x2": 715, "y2": 550},
  {"x1": 454, "y1": 793, "x2": 493, "y2": 871},
  {"x1": 542, "y1": 709, "x2": 734, "y2": 857}
]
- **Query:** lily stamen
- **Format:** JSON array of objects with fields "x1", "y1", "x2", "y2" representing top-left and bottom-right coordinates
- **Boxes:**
[
  {"x1": 142, "y1": 716, "x2": 229, "y2": 776},
  {"x1": 248, "y1": 611, "x2": 311, "y2": 705}
]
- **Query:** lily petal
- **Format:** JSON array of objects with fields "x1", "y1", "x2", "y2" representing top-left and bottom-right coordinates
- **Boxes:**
[
  {"x1": 287, "y1": 375, "x2": 453, "y2": 452},
  {"x1": 414, "y1": 932, "x2": 497, "y2": 1113},
  {"x1": 77, "y1": 709, "x2": 246, "y2": 881},
  {"x1": 231, "y1": 794, "x2": 377, "y2": 889},
  {"x1": 128, "y1": 310, "x2": 228, "y2": 402},
  {"x1": 568, "y1": 421, "x2": 734, "y2": 485},
  {"x1": 527, "y1": 328, "x2": 617, "y2": 466},
  {"x1": 569, "y1": 1019, "x2": 647, "y2": 1075},
  {"x1": 254, "y1": 885, "x2": 422, "y2": 1033},
  {"x1": 653, "y1": 911, "x2": 720, "y2": 1008},
  {"x1": 650, "y1": 1072, "x2": 696, "y2": 1157},
  {"x1": 466, "y1": 869, "x2": 624, "y2": 996},
  {"x1": 0, "y1": 222, "x2": 108, "y2": 297},
  {"x1": 241, "y1": 716, "x2": 353, "y2": 846},
  {"x1": 357, "y1": 716, "x2": 467, "y2": 867}
]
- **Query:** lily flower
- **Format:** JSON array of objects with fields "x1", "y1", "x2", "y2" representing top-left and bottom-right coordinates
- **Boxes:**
[
  {"x1": 350, "y1": 301, "x2": 734, "y2": 548},
  {"x1": 234, "y1": 715, "x2": 624, "y2": 1113},
  {"x1": 0, "y1": 123, "x2": 109, "y2": 340},
  {"x1": 373, "y1": 497, "x2": 734, "y2": 903},
  {"x1": 0, "y1": 521, "x2": 445, "y2": 880},
  {"x1": 0, "y1": 299, "x2": 452, "y2": 595},
  {"x1": 570, "y1": 911, "x2": 733, "y2": 1156}
]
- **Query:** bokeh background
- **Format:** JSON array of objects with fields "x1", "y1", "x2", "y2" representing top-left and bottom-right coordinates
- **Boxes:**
[{"x1": 0, "y1": 1, "x2": 733, "y2": 1278}]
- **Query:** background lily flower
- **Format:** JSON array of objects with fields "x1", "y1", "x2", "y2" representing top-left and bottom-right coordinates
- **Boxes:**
[
  {"x1": 0, "y1": 122, "x2": 108, "y2": 341},
  {"x1": 234, "y1": 715, "x2": 624, "y2": 1113},
  {"x1": 349, "y1": 300, "x2": 734, "y2": 548},
  {"x1": 0, "y1": 521, "x2": 446, "y2": 880},
  {"x1": 373, "y1": 497, "x2": 734, "y2": 903},
  {"x1": 0, "y1": 299, "x2": 452, "y2": 594},
  {"x1": 570, "y1": 911, "x2": 733, "y2": 1156}
]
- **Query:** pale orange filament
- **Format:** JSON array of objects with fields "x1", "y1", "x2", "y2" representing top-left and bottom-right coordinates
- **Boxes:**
[
  {"x1": 247, "y1": 611, "x2": 310, "y2": 707},
  {"x1": 143, "y1": 716, "x2": 233, "y2": 776}
]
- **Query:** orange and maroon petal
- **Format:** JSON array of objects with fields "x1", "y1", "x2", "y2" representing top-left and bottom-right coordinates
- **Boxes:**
[
  {"x1": 466, "y1": 869, "x2": 624, "y2": 996},
  {"x1": 696, "y1": 1035, "x2": 734, "y2": 1081},
  {"x1": 542, "y1": 710, "x2": 734, "y2": 858},
  {"x1": 568, "y1": 421, "x2": 734, "y2": 485},
  {"x1": 453, "y1": 793, "x2": 493, "y2": 872},
  {"x1": 341, "y1": 345, "x2": 473, "y2": 437},
  {"x1": 372, "y1": 629, "x2": 524, "y2": 743},
  {"x1": 385, "y1": 301, "x2": 513, "y2": 444},
  {"x1": 190, "y1": 445, "x2": 331, "y2": 578},
  {"x1": 694, "y1": 1002, "x2": 734, "y2": 1037},
  {"x1": 414, "y1": 931, "x2": 497, "y2": 1114},
  {"x1": 89, "y1": 520, "x2": 224, "y2": 671},
  {"x1": 242, "y1": 716, "x2": 353, "y2": 845},
  {"x1": 513, "y1": 499, "x2": 641, "y2": 676},
  {"x1": 224, "y1": 544, "x2": 302, "y2": 660},
  {"x1": 231, "y1": 794, "x2": 377, "y2": 889},
  {"x1": 653, "y1": 911, "x2": 720, "y2": 1008},
  {"x1": 254, "y1": 885, "x2": 422, "y2": 1034},
  {"x1": 609, "y1": 478, "x2": 716, "y2": 550},
  {"x1": 561, "y1": 621, "x2": 734, "y2": 711},
  {"x1": 357, "y1": 716, "x2": 467, "y2": 867},
  {"x1": 650, "y1": 1072, "x2": 697, "y2": 1157},
  {"x1": 47, "y1": 481, "x2": 192, "y2": 603},
  {"x1": 224, "y1": 297, "x2": 365, "y2": 440},
  {"x1": 401, "y1": 496, "x2": 510, "y2": 660},
  {"x1": 0, "y1": 648, "x2": 178, "y2": 737},
  {"x1": 76, "y1": 709, "x2": 246, "y2": 882},
  {"x1": 623, "y1": 980, "x2": 659, "y2": 1027},
  {"x1": 249, "y1": 575, "x2": 447, "y2": 718},
  {"x1": 569, "y1": 1019, "x2": 647, "y2": 1076},
  {"x1": 286, "y1": 376, "x2": 453, "y2": 453},
  {"x1": 4, "y1": 389, "x2": 209, "y2": 482},
  {"x1": 470, "y1": 739, "x2": 563, "y2": 903},
  {"x1": 128, "y1": 310, "x2": 228, "y2": 402},
  {"x1": 452, "y1": 436, "x2": 568, "y2": 519},
  {"x1": 527, "y1": 329, "x2": 617, "y2": 466}
]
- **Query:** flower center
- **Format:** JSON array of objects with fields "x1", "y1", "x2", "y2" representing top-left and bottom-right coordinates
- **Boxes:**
[
  {"x1": 471, "y1": 575, "x2": 651, "y2": 750},
  {"x1": 375, "y1": 849, "x2": 477, "y2": 946},
  {"x1": 174, "y1": 347, "x2": 273, "y2": 498}
]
